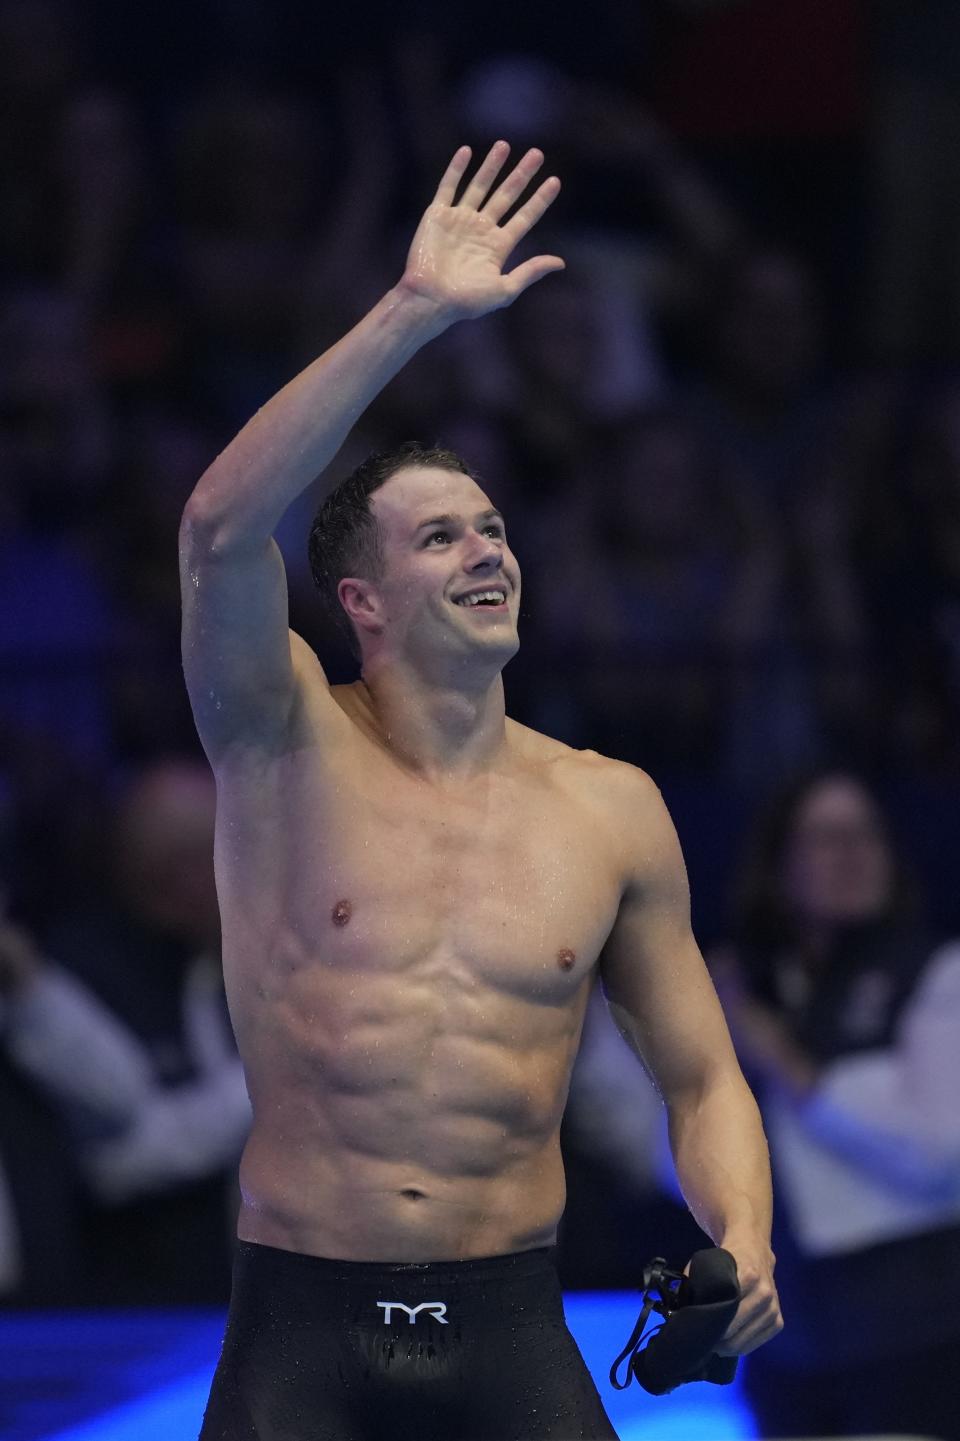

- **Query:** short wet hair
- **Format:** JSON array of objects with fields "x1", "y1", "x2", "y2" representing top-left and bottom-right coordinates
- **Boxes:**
[{"x1": 308, "y1": 441, "x2": 481, "y2": 659}]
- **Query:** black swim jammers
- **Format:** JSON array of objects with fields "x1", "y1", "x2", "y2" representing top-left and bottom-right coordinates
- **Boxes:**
[{"x1": 199, "y1": 1239, "x2": 620, "y2": 1440}]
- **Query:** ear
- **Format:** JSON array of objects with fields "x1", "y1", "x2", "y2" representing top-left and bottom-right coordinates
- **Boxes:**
[{"x1": 338, "y1": 576, "x2": 385, "y2": 637}]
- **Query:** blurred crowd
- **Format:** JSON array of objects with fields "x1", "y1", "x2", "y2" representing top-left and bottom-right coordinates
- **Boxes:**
[{"x1": 2, "y1": 1, "x2": 960, "y2": 1435}]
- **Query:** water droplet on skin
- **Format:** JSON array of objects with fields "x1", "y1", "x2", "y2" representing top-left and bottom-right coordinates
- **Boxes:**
[{"x1": 332, "y1": 898, "x2": 352, "y2": 927}]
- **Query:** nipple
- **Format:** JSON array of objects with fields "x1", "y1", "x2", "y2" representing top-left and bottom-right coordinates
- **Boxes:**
[
  {"x1": 557, "y1": 948, "x2": 576, "y2": 971},
  {"x1": 331, "y1": 899, "x2": 353, "y2": 927}
]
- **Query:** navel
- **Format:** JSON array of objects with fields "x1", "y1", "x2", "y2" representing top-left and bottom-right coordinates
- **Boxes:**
[
  {"x1": 331, "y1": 898, "x2": 353, "y2": 927},
  {"x1": 557, "y1": 948, "x2": 576, "y2": 971}
]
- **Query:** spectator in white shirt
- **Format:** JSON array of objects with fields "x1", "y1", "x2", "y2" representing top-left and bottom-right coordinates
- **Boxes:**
[
  {"x1": 8, "y1": 759, "x2": 251, "y2": 1304},
  {"x1": 709, "y1": 769, "x2": 960, "y2": 1440}
]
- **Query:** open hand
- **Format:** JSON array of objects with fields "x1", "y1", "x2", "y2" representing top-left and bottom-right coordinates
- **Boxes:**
[{"x1": 401, "y1": 141, "x2": 564, "y2": 322}]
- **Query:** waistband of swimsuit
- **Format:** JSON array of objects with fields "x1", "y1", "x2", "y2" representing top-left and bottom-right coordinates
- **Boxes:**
[{"x1": 231, "y1": 1239, "x2": 564, "y2": 1329}]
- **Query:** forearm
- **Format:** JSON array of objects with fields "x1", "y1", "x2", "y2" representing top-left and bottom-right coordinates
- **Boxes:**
[
  {"x1": 186, "y1": 282, "x2": 451, "y2": 546},
  {"x1": 667, "y1": 1069, "x2": 774, "y2": 1251}
]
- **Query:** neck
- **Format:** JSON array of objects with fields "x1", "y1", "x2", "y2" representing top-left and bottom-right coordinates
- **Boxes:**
[{"x1": 357, "y1": 661, "x2": 508, "y2": 782}]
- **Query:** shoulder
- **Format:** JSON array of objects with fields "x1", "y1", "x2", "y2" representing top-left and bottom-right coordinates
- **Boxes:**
[
  {"x1": 507, "y1": 722, "x2": 646, "y2": 795},
  {"x1": 526, "y1": 729, "x2": 665, "y2": 811},
  {"x1": 508, "y1": 726, "x2": 676, "y2": 861},
  {"x1": 561, "y1": 747, "x2": 666, "y2": 825}
]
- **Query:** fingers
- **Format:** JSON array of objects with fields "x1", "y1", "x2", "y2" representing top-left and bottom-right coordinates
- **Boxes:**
[
  {"x1": 715, "y1": 1285, "x2": 784, "y2": 1357},
  {"x1": 434, "y1": 142, "x2": 559, "y2": 230},
  {"x1": 460, "y1": 138, "x2": 512, "y2": 209},
  {"x1": 481, "y1": 146, "x2": 545, "y2": 222},
  {"x1": 434, "y1": 145, "x2": 472, "y2": 205},
  {"x1": 501, "y1": 174, "x2": 562, "y2": 245},
  {"x1": 716, "y1": 1307, "x2": 783, "y2": 1356},
  {"x1": 504, "y1": 254, "x2": 566, "y2": 301}
]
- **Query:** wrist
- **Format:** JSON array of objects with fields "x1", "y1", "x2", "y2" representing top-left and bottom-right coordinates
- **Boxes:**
[
  {"x1": 388, "y1": 277, "x2": 459, "y2": 341},
  {"x1": 713, "y1": 1194, "x2": 773, "y2": 1255},
  {"x1": 718, "y1": 1225, "x2": 774, "y2": 1264}
]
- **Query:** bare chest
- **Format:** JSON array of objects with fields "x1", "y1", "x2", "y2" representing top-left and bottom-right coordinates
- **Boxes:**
[{"x1": 217, "y1": 738, "x2": 623, "y2": 1005}]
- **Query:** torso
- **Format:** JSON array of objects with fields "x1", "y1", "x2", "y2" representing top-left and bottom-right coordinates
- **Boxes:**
[{"x1": 213, "y1": 677, "x2": 628, "y2": 1262}]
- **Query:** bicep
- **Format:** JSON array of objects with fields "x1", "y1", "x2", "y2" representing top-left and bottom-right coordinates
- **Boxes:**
[
  {"x1": 179, "y1": 508, "x2": 311, "y2": 758},
  {"x1": 599, "y1": 771, "x2": 740, "y2": 1103}
]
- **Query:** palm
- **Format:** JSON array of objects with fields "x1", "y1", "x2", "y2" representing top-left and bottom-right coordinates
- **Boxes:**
[
  {"x1": 407, "y1": 205, "x2": 516, "y2": 314},
  {"x1": 403, "y1": 142, "x2": 564, "y2": 319}
]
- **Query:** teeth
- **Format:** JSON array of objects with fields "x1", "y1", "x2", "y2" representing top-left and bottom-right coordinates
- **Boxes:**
[{"x1": 456, "y1": 590, "x2": 506, "y2": 607}]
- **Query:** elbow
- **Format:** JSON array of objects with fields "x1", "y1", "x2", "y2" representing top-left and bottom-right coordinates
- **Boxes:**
[
  {"x1": 181, "y1": 449, "x2": 241, "y2": 549},
  {"x1": 179, "y1": 494, "x2": 214, "y2": 557},
  {"x1": 179, "y1": 494, "x2": 243, "y2": 563},
  {"x1": 180, "y1": 484, "x2": 274, "y2": 559},
  {"x1": 179, "y1": 490, "x2": 221, "y2": 549},
  {"x1": 663, "y1": 1058, "x2": 753, "y2": 1122}
]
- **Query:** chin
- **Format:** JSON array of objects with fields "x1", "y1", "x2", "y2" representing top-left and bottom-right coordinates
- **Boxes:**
[{"x1": 469, "y1": 631, "x2": 520, "y2": 667}]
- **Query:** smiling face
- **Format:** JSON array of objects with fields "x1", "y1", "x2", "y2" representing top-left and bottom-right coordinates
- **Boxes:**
[{"x1": 339, "y1": 466, "x2": 521, "y2": 674}]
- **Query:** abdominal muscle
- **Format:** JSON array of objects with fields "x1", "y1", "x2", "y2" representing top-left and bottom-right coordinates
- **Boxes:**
[
  {"x1": 232, "y1": 950, "x2": 584, "y2": 1263},
  {"x1": 237, "y1": 1130, "x2": 568, "y2": 1262}
]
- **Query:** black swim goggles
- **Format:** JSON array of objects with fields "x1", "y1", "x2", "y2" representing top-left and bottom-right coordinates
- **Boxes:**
[{"x1": 608, "y1": 1247, "x2": 741, "y2": 1396}]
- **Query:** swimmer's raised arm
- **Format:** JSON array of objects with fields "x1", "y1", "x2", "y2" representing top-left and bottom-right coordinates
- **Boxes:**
[
  {"x1": 182, "y1": 142, "x2": 563, "y2": 546},
  {"x1": 179, "y1": 142, "x2": 562, "y2": 758}
]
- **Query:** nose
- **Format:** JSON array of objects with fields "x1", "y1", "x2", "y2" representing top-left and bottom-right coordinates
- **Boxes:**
[{"x1": 465, "y1": 527, "x2": 503, "y2": 571}]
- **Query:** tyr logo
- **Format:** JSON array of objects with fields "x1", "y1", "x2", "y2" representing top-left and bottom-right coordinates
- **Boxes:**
[{"x1": 376, "y1": 1300, "x2": 449, "y2": 1325}]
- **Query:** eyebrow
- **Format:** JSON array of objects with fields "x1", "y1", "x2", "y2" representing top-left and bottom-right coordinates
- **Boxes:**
[{"x1": 411, "y1": 508, "x2": 504, "y2": 537}]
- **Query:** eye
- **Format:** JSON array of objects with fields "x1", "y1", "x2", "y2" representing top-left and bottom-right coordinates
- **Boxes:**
[
  {"x1": 484, "y1": 525, "x2": 505, "y2": 539},
  {"x1": 425, "y1": 531, "x2": 450, "y2": 546}
]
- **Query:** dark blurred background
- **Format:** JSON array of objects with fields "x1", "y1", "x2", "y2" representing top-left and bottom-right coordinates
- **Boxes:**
[
  {"x1": 2, "y1": 0, "x2": 960, "y2": 1394},
  {"x1": 5, "y1": 0, "x2": 960, "y2": 946}
]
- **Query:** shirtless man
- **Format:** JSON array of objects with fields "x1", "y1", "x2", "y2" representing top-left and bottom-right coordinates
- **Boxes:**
[{"x1": 181, "y1": 141, "x2": 782, "y2": 1441}]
